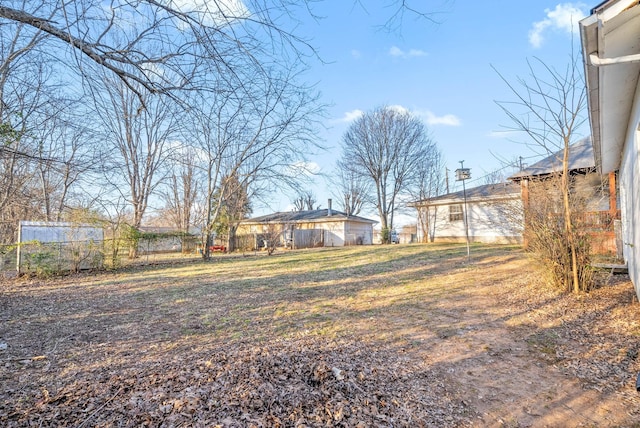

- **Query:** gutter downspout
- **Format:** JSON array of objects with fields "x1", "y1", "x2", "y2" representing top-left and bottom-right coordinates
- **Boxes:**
[{"x1": 589, "y1": 52, "x2": 640, "y2": 66}]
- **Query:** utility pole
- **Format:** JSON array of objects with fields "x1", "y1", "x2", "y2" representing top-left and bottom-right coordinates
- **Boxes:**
[{"x1": 455, "y1": 161, "x2": 471, "y2": 262}]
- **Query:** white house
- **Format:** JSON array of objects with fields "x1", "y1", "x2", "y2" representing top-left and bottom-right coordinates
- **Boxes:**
[
  {"x1": 238, "y1": 207, "x2": 377, "y2": 248},
  {"x1": 410, "y1": 182, "x2": 523, "y2": 244},
  {"x1": 580, "y1": 0, "x2": 640, "y2": 298}
]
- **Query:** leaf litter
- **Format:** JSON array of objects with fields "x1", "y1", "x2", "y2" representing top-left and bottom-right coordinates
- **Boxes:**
[{"x1": 1, "y1": 246, "x2": 640, "y2": 427}]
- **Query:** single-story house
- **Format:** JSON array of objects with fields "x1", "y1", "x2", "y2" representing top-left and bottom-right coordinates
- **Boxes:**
[
  {"x1": 237, "y1": 206, "x2": 377, "y2": 248},
  {"x1": 580, "y1": 0, "x2": 640, "y2": 297},
  {"x1": 508, "y1": 138, "x2": 620, "y2": 255},
  {"x1": 409, "y1": 181, "x2": 523, "y2": 244}
]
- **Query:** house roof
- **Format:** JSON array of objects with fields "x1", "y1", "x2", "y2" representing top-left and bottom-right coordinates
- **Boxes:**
[
  {"x1": 411, "y1": 181, "x2": 521, "y2": 206},
  {"x1": 508, "y1": 137, "x2": 595, "y2": 181},
  {"x1": 580, "y1": 0, "x2": 640, "y2": 173},
  {"x1": 242, "y1": 209, "x2": 377, "y2": 225}
]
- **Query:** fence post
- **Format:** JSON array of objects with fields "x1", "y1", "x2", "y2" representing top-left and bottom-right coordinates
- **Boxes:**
[{"x1": 16, "y1": 223, "x2": 22, "y2": 274}]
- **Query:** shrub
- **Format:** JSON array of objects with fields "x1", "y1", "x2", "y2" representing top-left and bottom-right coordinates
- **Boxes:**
[{"x1": 524, "y1": 182, "x2": 594, "y2": 292}]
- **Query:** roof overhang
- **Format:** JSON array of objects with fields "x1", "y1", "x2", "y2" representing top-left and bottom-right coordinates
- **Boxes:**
[
  {"x1": 241, "y1": 216, "x2": 377, "y2": 225},
  {"x1": 580, "y1": 0, "x2": 640, "y2": 173},
  {"x1": 411, "y1": 193, "x2": 521, "y2": 208}
]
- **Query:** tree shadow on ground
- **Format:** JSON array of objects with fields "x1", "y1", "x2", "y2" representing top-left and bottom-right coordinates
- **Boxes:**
[{"x1": 2, "y1": 244, "x2": 638, "y2": 426}]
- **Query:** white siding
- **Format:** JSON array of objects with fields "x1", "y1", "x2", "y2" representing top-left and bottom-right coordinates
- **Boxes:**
[
  {"x1": 321, "y1": 220, "x2": 375, "y2": 246},
  {"x1": 620, "y1": 81, "x2": 640, "y2": 299},
  {"x1": 322, "y1": 221, "x2": 345, "y2": 247},
  {"x1": 420, "y1": 199, "x2": 523, "y2": 244},
  {"x1": 345, "y1": 221, "x2": 373, "y2": 245},
  {"x1": 19, "y1": 221, "x2": 103, "y2": 243}
]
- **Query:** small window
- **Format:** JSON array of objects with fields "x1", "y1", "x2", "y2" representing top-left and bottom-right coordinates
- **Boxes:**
[{"x1": 449, "y1": 204, "x2": 463, "y2": 222}]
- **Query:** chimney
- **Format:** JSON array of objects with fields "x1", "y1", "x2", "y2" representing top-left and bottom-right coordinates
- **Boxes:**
[{"x1": 328, "y1": 198, "x2": 332, "y2": 216}]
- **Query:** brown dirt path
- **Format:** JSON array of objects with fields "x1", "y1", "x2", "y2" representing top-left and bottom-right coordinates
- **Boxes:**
[{"x1": 407, "y1": 258, "x2": 640, "y2": 427}]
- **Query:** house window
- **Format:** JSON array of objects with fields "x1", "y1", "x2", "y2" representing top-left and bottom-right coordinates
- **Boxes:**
[{"x1": 449, "y1": 204, "x2": 464, "y2": 222}]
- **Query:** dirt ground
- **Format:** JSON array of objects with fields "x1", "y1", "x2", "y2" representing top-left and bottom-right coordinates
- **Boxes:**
[
  {"x1": 1, "y1": 245, "x2": 639, "y2": 427},
  {"x1": 417, "y1": 266, "x2": 640, "y2": 427}
]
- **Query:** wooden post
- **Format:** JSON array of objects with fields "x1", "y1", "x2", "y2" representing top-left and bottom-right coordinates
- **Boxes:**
[{"x1": 609, "y1": 171, "x2": 617, "y2": 217}]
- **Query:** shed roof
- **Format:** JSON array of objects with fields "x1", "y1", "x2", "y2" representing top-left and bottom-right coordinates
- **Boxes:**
[
  {"x1": 243, "y1": 209, "x2": 377, "y2": 225},
  {"x1": 508, "y1": 137, "x2": 595, "y2": 181}
]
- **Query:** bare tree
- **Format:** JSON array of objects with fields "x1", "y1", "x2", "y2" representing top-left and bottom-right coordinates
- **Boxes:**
[
  {"x1": 0, "y1": 23, "x2": 95, "y2": 242},
  {"x1": 186, "y1": 65, "x2": 321, "y2": 259},
  {"x1": 292, "y1": 190, "x2": 317, "y2": 211},
  {"x1": 495, "y1": 50, "x2": 590, "y2": 292},
  {"x1": 408, "y1": 150, "x2": 446, "y2": 243},
  {"x1": 332, "y1": 158, "x2": 371, "y2": 216},
  {"x1": 161, "y1": 148, "x2": 199, "y2": 249},
  {"x1": 31, "y1": 100, "x2": 98, "y2": 222},
  {"x1": 0, "y1": 0, "x2": 440, "y2": 247},
  {"x1": 0, "y1": 22, "x2": 46, "y2": 242},
  {"x1": 0, "y1": 1, "x2": 315, "y2": 103},
  {"x1": 93, "y1": 77, "x2": 176, "y2": 258},
  {"x1": 0, "y1": 1, "x2": 443, "y2": 110},
  {"x1": 482, "y1": 170, "x2": 506, "y2": 185},
  {"x1": 339, "y1": 105, "x2": 440, "y2": 241}
]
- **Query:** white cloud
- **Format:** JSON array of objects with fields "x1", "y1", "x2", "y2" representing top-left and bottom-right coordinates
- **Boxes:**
[
  {"x1": 407, "y1": 49, "x2": 427, "y2": 57},
  {"x1": 389, "y1": 46, "x2": 404, "y2": 57},
  {"x1": 287, "y1": 161, "x2": 321, "y2": 176},
  {"x1": 388, "y1": 104, "x2": 410, "y2": 115},
  {"x1": 388, "y1": 106, "x2": 461, "y2": 127},
  {"x1": 171, "y1": 0, "x2": 250, "y2": 26},
  {"x1": 337, "y1": 109, "x2": 364, "y2": 123},
  {"x1": 529, "y1": 3, "x2": 586, "y2": 48},
  {"x1": 423, "y1": 111, "x2": 461, "y2": 127},
  {"x1": 487, "y1": 130, "x2": 519, "y2": 139},
  {"x1": 335, "y1": 106, "x2": 460, "y2": 127},
  {"x1": 351, "y1": 49, "x2": 362, "y2": 59},
  {"x1": 388, "y1": 46, "x2": 427, "y2": 58}
]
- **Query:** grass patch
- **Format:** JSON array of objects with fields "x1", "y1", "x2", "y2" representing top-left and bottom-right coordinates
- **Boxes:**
[{"x1": 3, "y1": 243, "x2": 640, "y2": 427}]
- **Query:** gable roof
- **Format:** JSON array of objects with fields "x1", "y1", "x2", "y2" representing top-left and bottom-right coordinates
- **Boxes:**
[
  {"x1": 410, "y1": 181, "x2": 521, "y2": 206},
  {"x1": 242, "y1": 209, "x2": 377, "y2": 225},
  {"x1": 508, "y1": 137, "x2": 595, "y2": 181}
]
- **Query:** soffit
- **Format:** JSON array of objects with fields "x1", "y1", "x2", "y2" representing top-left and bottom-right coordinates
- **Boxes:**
[{"x1": 583, "y1": 1, "x2": 640, "y2": 172}]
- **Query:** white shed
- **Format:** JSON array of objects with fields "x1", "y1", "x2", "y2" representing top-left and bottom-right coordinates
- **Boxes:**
[{"x1": 17, "y1": 221, "x2": 104, "y2": 273}]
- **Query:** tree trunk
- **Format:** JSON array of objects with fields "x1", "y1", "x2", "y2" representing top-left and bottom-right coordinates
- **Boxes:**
[
  {"x1": 562, "y1": 143, "x2": 580, "y2": 292},
  {"x1": 202, "y1": 231, "x2": 211, "y2": 260},
  {"x1": 228, "y1": 224, "x2": 238, "y2": 253}
]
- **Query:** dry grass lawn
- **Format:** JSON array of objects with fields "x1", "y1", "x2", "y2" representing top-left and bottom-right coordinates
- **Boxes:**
[{"x1": 1, "y1": 244, "x2": 640, "y2": 427}]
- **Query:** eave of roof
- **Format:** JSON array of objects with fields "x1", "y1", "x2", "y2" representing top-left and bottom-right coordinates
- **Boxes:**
[
  {"x1": 580, "y1": 0, "x2": 640, "y2": 173},
  {"x1": 410, "y1": 182, "x2": 521, "y2": 206},
  {"x1": 242, "y1": 209, "x2": 377, "y2": 225},
  {"x1": 508, "y1": 137, "x2": 595, "y2": 180}
]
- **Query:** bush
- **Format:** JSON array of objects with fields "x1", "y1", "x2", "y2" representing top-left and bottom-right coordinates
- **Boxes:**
[
  {"x1": 23, "y1": 247, "x2": 57, "y2": 278},
  {"x1": 525, "y1": 204, "x2": 594, "y2": 293},
  {"x1": 381, "y1": 228, "x2": 390, "y2": 244}
]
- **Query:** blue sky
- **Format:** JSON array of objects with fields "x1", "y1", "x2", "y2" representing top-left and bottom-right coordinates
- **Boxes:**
[{"x1": 260, "y1": 1, "x2": 591, "y2": 222}]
